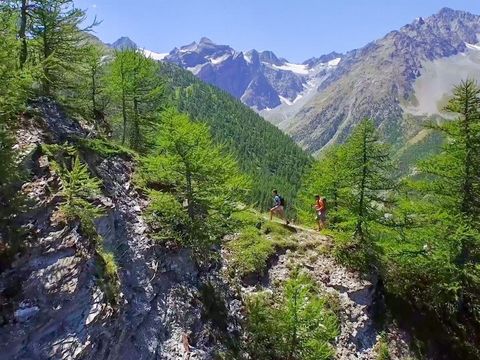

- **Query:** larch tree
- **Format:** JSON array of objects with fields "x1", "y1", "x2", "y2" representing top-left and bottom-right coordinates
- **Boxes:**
[
  {"x1": 342, "y1": 119, "x2": 394, "y2": 243},
  {"x1": 105, "y1": 49, "x2": 164, "y2": 150},
  {"x1": 297, "y1": 145, "x2": 348, "y2": 227},
  {"x1": 29, "y1": 0, "x2": 96, "y2": 95},
  {"x1": 142, "y1": 108, "x2": 249, "y2": 251}
]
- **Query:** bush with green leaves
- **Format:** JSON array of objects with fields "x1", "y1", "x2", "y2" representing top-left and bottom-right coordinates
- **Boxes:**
[
  {"x1": 245, "y1": 271, "x2": 339, "y2": 360},
  {"x1": 226, "y1": 226, "x2": 275, "y2": 278}
]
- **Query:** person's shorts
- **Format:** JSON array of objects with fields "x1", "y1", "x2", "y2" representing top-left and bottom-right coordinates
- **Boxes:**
[
  {"x1": 272, "y1": 205, "x2": 284, "y2": 213},
  {"x1": 316, "y1": 211, "x2": 326, "y2": 221}
]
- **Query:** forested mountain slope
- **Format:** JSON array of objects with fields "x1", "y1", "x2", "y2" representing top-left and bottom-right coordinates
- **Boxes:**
[{"x1": 157, "y1": 62, "x2": 312, "y2": 210}]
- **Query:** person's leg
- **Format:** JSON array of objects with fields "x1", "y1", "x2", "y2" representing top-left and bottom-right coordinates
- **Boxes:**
[
  {"x1": 270, "y1": 206, "x2": 278, "y2": 220},
  {"x1": 319, "y1": 214, "x2": 326, "y2": 230}
]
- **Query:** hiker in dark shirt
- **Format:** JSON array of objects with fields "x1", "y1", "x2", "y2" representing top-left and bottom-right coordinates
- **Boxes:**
[{"x1": 270, "y1": 189, "x2": 289, "y2": 225}]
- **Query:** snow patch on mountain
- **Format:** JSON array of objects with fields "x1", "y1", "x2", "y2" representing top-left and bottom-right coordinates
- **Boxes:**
[
  {"x1": 327, "y1": 57, "x2": 341, "y2": 66},
  {"x1": 141, "y1": 49, "x2": 168, "y2": 61},
  {"x1": 272, "y1": 62, "x2": 310, "y2": 75},
  {"x1": 187, "y1": 63, "x2": 207, "y2": 75},
  {"x1": 466, "y1": 42, "x2": 480, "y2": 51},
  {"x1": 210, "y1": 53, "x2": 232, "y2": 64}
]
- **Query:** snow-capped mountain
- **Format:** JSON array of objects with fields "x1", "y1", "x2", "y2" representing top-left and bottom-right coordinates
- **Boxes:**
[
  {"x1": 117, "y1": 36, "x2": 342, "y2": 111},
  {"x1": 111, "y1": 8, "x2": 480, "y2": 156}
]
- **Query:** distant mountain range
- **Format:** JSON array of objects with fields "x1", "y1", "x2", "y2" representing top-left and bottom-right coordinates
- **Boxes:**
[
  {"x1": 111, "y1": 7, "x2": 480, "y2": 155},
  {"x1": 111, "y1": 36, "x2": 342, "y2": 111}
]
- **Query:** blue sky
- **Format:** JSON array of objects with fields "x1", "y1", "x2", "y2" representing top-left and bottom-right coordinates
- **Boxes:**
[{"x1": 77, "y1": 0, "x2": 480, "y2": 62}]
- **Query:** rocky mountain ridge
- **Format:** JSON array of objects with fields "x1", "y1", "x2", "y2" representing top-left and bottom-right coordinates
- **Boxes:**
[{"x1": 269, "y1": 7, "x2": 480, "y2": 153}]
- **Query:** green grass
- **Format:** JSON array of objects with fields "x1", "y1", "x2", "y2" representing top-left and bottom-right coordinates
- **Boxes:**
[
  {"x1": 227, "y1": 226, "x2": 275, "y2": 278},
  {"x1": 375, "y1": 337, "x2": 391, "y2": 360},
  {"x1": 231, "y1": 208, "x2": 263, "y2": 227},
  {"x1": 226, "y1": 216, "x2": 298, "y2": 278},
  {"x1": 95, "y1": 242, "x2": 120, "y2": 306}
]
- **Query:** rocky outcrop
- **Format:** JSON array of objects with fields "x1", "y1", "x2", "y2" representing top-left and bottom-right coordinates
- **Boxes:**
[
  {"x1": 232, "y1": 226, "x2": 414, "y2": 360},
  {"x1": 0, "y1": 100, "x2": 241, "y2": 360}
]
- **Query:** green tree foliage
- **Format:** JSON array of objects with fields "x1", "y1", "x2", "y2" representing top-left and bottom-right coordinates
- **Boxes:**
[
  {"x1": 0, "y1": 4, "x2": 34, "y2": 263},
  {"x1": 297, "y1": 145, "x2": 348, "y2": 227},
  {"x1": 141, "y1": 109, "x2": 250, "y2": 253},
  {"x1": 245, "y1": 271, "x2": 339, "y2": 360},
  {"x1": 342, "y1": 119, "x2": 394, "y2": 241},
  {"x1": 299, "y1": 120, "x2": 394, "y2": 268},
  {"x1": 29, "y1": 0, "x2": 97, "y2": 95},
  {"x1": 72, "y1": 44, "x2": 110, "y2": 125},
  {"x1": 0, "y1": 6, "x2": 33, "y2": 123},
  {"x1": 157, "y1": 62, "x2": 312, "y2": 213},
  {"x1": 53, "y1": 153, "x2": 104, "y2": 224},
  {"x1": 379, "y1": 80, "x2": 480, "y2": 358},
  {"x1": 105, "y1": 49, "x2": 164, "y2": 150}
]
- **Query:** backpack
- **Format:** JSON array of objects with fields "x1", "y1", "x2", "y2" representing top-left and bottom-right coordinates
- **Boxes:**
[{"x1": 279, "y1": 195, "x2": 286, "y2": 207}]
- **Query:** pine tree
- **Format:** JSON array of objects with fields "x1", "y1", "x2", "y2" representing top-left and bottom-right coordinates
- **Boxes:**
[
  {"x1": 29, "y1": 0, "x2": 97, "y2": 95},
  {"x1": 52, "y1": 153, "x2": 104, "y2": 225},
  {"x1": 142, "y1": 108, "x2": 249, "y2": 251},
  {"x1": 105, "y1": 49, "x2": 164, "y2": 150},
  {"x1": 379, "y1": 81, "x2": 480, "y2": 358},
  {"x1": 297, "y1": 145, "x2": 348, "y2": 226},
  {"x1": 342, "y1": 119, "x2": 394, "y2": 242},
  {"x1": 417, "y1": 80, "x2": 480, "y2": 222},
  {"x1": 246, "y1": 271, "x2": 339, "y2": 360},
  {"x1": 0, "y1": 5, "x2": 33, "y2": 248},
  {"x1": 74, "y1": 44, "x2": 110, "y2": 130}
]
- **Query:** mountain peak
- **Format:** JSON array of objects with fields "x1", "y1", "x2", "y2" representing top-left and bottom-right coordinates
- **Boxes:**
[
  {"x1": 259, "y1": 50, "x2": 283, "y2": 65},
  {"x1": 438, "y1": 7, "x2": 456, "y2": 15},
  {"x1": 199, "y1": 37, "x2": 215, "y2": 45},
  {"x1": 111, "y1": 36, "x2": 137, "y2": 50}
]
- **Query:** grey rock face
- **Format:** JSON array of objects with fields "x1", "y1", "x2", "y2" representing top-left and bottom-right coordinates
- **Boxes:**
[
  {"x1": 110, "y1": 36, "x2": 137, "y2": 50},
  {"x1": 241, "y1": 73, "x2": 281, "y2": 109}
]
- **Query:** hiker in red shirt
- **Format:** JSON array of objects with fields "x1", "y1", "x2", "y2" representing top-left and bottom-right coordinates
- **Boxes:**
[{"x1": 313, "y1": 195, "x2": 327, "y2": 231}]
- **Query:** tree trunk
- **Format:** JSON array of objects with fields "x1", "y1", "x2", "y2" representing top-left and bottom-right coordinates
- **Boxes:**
[
  {"x1": 185, "y1": 166, "x2": 195, "y2": 221},
  {"x1": 132, "y1": 96, "x2": 140, "y2": 149},
  {"x1": 91, "y1": 69, "x2": 97, "y2": 120},
  {"x1": 356, "y1": 125, "x2": 368, "y2": 241},
  {"x1": 120, "y1": 60, "x2": 127, "y2": 145},
  {"x1": 19, "y1": 0, "x2": 28, "y2": 68}
]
